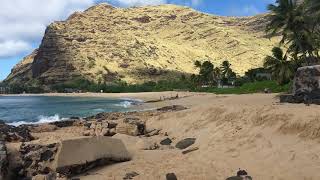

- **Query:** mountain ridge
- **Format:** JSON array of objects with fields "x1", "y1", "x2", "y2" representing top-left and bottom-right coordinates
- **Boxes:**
[{"x1": 5, "y1": 3, "x2": 278, "y2": 87}]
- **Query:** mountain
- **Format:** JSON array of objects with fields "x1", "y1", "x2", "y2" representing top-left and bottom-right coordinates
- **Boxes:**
[{"x1": 5, "y1": 3, "x2": 278, "y2": 87}]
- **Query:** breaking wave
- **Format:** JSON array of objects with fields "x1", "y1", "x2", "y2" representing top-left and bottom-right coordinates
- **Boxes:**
[{"x1": 8, "y1": 114, "x2": 66, "y2": 127}]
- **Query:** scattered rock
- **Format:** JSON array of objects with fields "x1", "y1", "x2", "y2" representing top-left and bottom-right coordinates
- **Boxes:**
[
  {"x1": 166, "y1": 173, "x2": 178, "y2": 180},
  {"x1": 160, "y1": 138, "x2": 172, "y2": 145},
  {"x1": 138, "y1": 139, "x2": 160, "y2": 150},
  {"x1": 175, "y1": 138, "x2": 196, "y2": 150},
  {"x1": 123, "y1": 171, "x2": 139, "y2": 179},
  {"x1": 0, "y1": 121, "x2": 34, "y2": 142},
  {"x1": 29, "y1": 124, "x2": 58, "y2": 133},
  {"x1": 157, "y1": 105, "x2": 187, "y2": 112},
  {"x1": 145, "y1": 129, "x2": 161, "y2": 137},
  {"x1": 50, "y1": 120, "x2": 75, "y2": 128},
  {"x1": 182, "y1": 147, "x2": 199, "y2": 154}
]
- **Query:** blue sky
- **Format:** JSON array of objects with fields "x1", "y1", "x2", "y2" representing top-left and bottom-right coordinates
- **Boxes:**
[{"x1": 0, "y1": 0, "x2": 275, "y2": 81}]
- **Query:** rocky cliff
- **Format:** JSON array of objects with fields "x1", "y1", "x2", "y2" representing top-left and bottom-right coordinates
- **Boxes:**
[{"x1": 5, "y1": 3, "x2": 278, "y2": 86}]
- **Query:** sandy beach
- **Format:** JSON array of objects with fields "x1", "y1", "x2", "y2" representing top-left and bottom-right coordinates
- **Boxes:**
[{"x1": 5, "y1": 92, "x2": 320, "y2": 180}]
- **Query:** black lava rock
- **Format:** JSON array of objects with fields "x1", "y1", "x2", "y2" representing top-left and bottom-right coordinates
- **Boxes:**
[
  {"x1": 160, "y1": 138, "x2": 172, "y2": 145},
  {"x1": 175, "y1": 138, "x2": 196, "y2": 150}
]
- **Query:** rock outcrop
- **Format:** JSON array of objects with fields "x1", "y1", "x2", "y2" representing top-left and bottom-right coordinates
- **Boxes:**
[
  {"x1": 0, "y1": 121, "x2": 34, "y2": 142},
  {"x1": 280, "y1": 65, "x2": 320, "y2": 104},
  {"x1": 0, "y1": 140, "x2": 8, "y2": 180},
  {"x1": 16, "y1": 137, "x2": 130, "y2": 179},
  {"x1": 5, "y1": 3, "x2": 278, "y2": 87}
]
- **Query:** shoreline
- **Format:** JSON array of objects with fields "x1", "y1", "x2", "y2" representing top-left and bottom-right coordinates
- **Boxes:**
[{"x1": 2, "y1": 91, "x2": 195, "y2": 127}]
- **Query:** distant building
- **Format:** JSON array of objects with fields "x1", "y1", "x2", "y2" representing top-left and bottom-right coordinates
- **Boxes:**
[{"x1": 0, "y1": 86, "x2": 10, "y2": 94}]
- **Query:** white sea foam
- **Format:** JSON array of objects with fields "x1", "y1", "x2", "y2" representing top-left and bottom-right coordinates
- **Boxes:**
[
  {"x1": 116, "y1": 101, "x2": 134, "y2": 108},
  {"x1": 93, "y1": 108, "x2": 105, "y2": 112},
  {"x1": 8, "y1": 114, "x2": 65, "y2": 127},
  {"x1": 116, "y1": 98, "x2": 143, "y2": 108}
]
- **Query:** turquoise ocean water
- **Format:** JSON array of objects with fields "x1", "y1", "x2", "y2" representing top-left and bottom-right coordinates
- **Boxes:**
[{"x1": 0, "y1": 96, "x2": 141, "y2": 126}]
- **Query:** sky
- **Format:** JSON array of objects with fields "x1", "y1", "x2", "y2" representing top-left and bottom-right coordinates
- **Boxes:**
[{"x1": 0, "y1": 0, "x2": 275, "y2": 81}]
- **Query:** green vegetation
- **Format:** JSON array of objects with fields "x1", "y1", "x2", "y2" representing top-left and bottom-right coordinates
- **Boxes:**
[
  {"x1": 267, "y1": 0, "x2": 320, "y2": 63},
  {"x1": 195, "y1": 81, "x2": 290, "y2": 94},
  {"x1": 264, "y1": 47, "x2": 297, "y2": 85}
]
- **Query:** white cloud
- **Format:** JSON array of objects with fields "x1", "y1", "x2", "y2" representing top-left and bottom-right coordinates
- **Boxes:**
[
  {"x1": 107, "y1": 0, "x2": 167, "y2": 7},
  {"x1": 0, "y1": 40, "x2": 32, "y2": 58},
  {"x1": 0, "y1": 0, "x2": 96, "y2": 58}
]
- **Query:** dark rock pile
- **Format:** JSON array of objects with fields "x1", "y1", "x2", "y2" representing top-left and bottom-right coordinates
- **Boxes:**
[
  {"x1": 18, "y1": 143, "x2": 59, "y2": 178},
  {"x1": 0, "y1": 140, "x2": 8, "y2": 180},
  {"x1": 0, "y1": 120, "x2": 34, "y2": 142}
]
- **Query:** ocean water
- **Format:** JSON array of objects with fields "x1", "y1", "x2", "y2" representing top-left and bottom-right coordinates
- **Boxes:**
[{"x1": 0, "y1": 96, "x2": 142, "y2": 126}]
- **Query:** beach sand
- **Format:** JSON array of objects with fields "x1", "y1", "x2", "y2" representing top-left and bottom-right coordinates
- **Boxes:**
[{"x1": 7, "y1": 92, "x2": 320, "y2": 180}]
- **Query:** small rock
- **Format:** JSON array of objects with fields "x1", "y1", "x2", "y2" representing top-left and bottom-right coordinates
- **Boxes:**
[
  {"x1": 175, "y1": 138, "x2": 196, "y2": 150},
  {"x1": 123, "y1": 171, "x2": 139, "y2": 179},
  {"x1": 166, "y1": 173, "x2": 177, "y2": 180},
  {"x1": 145, "y1": 129, "x2": 161, "y2": 137},
  {"x1": 182, "y1": 147, "x2": 199, "y2": 154},
  {"x1": 160, "y1": 138, "x2": 172, "y2": 145},
  {"x1": 50, "y1": 120, "x2": 75, "y2": 128}
]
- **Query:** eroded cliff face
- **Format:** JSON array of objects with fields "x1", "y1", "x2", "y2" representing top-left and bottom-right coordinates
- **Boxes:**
[{"x1": 5, "y1": 3, "x2": 278, "y2": 86}]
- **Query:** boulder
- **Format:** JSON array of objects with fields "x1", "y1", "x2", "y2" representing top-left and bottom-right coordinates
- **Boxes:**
[
  {"x1": 116, "y1": 120, "x2": 145, "y2": 136},
  {"x1": 0, "y1": 140, "x2": 8, "y2": 180},
  {"x1": 175, "y1": 138, "x2": 196, "y2": 150},
  {"x1": 54, "y1": 137, "x2": 131, "y2": 177},
  {"x1": 0, "y1": 121, "x2": 34, "y2": 142},
  {"x1": 18, "y1": 137, "x2": 131, "y2": 178},
  {"x1": 281, "y1": 65, "x2": 320, "y2": 104}
]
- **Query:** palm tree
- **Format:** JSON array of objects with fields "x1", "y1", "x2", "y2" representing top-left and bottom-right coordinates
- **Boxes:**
[
  {"x1": 221, "y1": 60, "x2": 233, "y2": 78},
  {"x1": 194, "y1": 60, "x2": 201, "y2": 68},
  {"x1": 308, "y1": 0, "x2": 320, "y2": 15},
  {"x1": 267, "y1": 0, "x2": 317, "y2": 62},
  {"x1": 264, "y1": 47, "x2": 295, "y2": 85}
]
